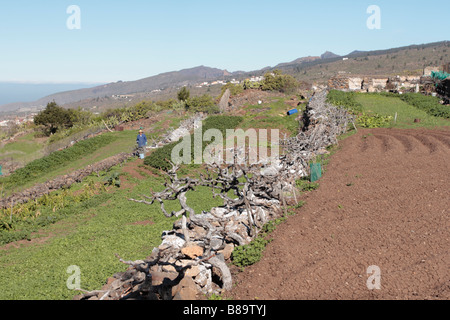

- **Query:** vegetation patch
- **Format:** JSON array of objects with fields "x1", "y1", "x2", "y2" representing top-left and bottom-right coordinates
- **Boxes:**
[
  {"x1": 395, "y1": 92, "x2": 450, "y2": 119},
  {"x1": 1, "y1": 134, "x2": 117, "y2": 191},
  {"x1": 231, "y1": 217, "x2": 287, "y2": 268},
  {"x1": 144, "y1": 115, "x2": 243, "y2": 171},
  {"x1": 328, "y1": 90, "x2": 449, "y2": 129}
]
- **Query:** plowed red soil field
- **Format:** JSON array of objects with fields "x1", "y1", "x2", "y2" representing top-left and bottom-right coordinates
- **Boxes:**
[{"x1": 228, "y1": 127, "x2": 450, "y2": 300}]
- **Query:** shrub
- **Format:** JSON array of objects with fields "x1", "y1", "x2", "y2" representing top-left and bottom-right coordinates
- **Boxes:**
[
  {"x1": 34, "y1": 102, "x2": 74, "y2": 136},
  {"x1": 398, "y1": 93, "x2": 450, "y2": 118},
  {"x1": 231, "y1": 237, "x2": 271, "y2": 268},
  {"x1": 185, "y1": 94, "x2": 219, "y2": 114},
  {"x1": 326, "y1": 90, "x2": 363, "y2": 113},
  {"x1": 177, "y1": 87, "x2": 190, "y2": 102},
  {"x1": 260, "y1": 70, "x2": 299, "y2": 94},
  {"x1": 231, "y1": 217, "x2": 286, "y2": 268},
  {"x1": 219, "y1": 83, "x2": 244, "y2": 99},
  {"x1": 143, "y1": 141, "x2": 179, "y2": 171}
]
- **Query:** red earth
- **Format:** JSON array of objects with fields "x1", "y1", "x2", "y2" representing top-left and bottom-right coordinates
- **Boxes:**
[{"x1": 227, "y1": 127, "x2": 450, "y2": 300}]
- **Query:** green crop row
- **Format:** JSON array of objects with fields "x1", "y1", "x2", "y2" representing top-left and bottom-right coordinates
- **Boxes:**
[
  {"x1": 0, "y1": 181, "x2": 108, "y2": 245},
  {"x1": 1, "y1": 134, "x2": 117, "y2": 190},
  {"x1": 397, "y1": 93, "x2": 450, "y2": 119}
]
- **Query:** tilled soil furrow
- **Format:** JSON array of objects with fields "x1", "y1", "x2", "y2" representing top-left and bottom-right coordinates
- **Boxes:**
[{"x1": 228, "y1": 128, "x2": 450, "y2": 300}]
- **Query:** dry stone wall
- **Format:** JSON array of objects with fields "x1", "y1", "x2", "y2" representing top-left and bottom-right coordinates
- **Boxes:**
[{"x1": 76, "y1": 89, "x2": 354, "y2": 301}]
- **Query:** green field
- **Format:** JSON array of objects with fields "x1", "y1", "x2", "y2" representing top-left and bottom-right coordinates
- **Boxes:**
[
  {"x1": 0, "y1": 163, "x2": 223, "y2": 299},
  {"x1": 0, "y1": 132, "x2": 44, "y2": 164},
  {"x1": 355, "y1": 94, "x2": 450, "y2": 129},
  {"x1": 238, "y1": 97, "x2": 301, "y2": 136}
]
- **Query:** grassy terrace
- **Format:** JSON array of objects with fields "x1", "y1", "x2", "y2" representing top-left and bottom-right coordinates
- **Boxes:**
[
  {"x1": 355, "y1": 93, "x2": 450, "y2": 129},
  {"x1": 0, "y1": 163, "x2": 223, "y2": 299},
  {"x1": 0, "y1": 112, "x2": 185, "y2": 195}
]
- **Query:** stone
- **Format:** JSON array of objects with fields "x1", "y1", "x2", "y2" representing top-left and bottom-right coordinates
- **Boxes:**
[
  {"x1": 219, "y1": 88, "x2": 231, "y2": 113},
  {"x1": 150, "y1": 271, "x2": 178, "y2": 286},
  {"x1": 175, "y1": 259, "x2": 195, "y2": 267},
  {"x1": 172, "y1": 286, "x2": 198, "y2": 300},
  {"x1": 160, "y1": 234, "x2": 186, "y2": 250},
  {"x1": 172, "y1": 276, "x2": 199, "y2": 300},
  {"x1": 186, "y1": 265, "x2": 201, "y2": 278},
  {"x1": 181, "y1": 245, "x2": 204, "y2": 259},
  {"x1": 194, "y1": 267, "x2": 212, "y2": 288},
  {"x1": 219, "y1": 243, "x2": 235, "y2": 260},
  {"x1": 210, "y1": 238, "x2": 224, "y2": 251},
  {"x1": 162, "y1": 264, "x2": 177, "y2": 273}
]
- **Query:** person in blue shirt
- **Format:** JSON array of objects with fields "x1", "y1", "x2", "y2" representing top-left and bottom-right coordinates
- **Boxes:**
[{"x1": 136, "y1": 129, "x2": 147, "y2": 159}]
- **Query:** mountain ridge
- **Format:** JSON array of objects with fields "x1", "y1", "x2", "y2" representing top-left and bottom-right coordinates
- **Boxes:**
[{"x1": 1, "y1": 40, "x2": 449, "y2": 113}]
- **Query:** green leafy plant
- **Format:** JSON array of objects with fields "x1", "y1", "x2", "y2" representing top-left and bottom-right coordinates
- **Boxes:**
[
  {"x1": 398, "y1": 93, "x2": 450, "y2": 118},
  {"x1": 326, "y1": 90, "x2": 363, "y2": 114},
  {"x1": 296, "y1": 179, "x2": 320, "y2": 192},
  {"x1": 232, "y1": 236, "x2": 272, "y2": 268},
  {"x1": 231, "y1": 217, "x2": 286, "y2": 268},
  {"x1": 357, "y1": 112, "x2": 393, "y2": 128},
  {"x1": 0, "y1": 182, "x2": 108, "y2": 245},
  {"x1": 104, "y1": 172, "x2": 121, "y2": 188}
]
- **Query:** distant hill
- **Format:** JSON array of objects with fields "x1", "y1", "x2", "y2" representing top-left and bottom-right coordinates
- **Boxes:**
[
  {"x1": 275, "y1": 56, "x2": 321, "y2": 68},
  {"x1": 264, "y1": 40, "x2": 450, "y2": 83},
  {"x1": 0, "y1": 82, "x2": 103, "y2": 111},
  {"x1": 1, "y1": 41, "x2": 449, "y2": 114},
  {"x1": 0, "y1": 66, "x2": 229, "y2": 112},
  {"x1": 321, "y1": 51, "x2": 340, "y2": 59}
]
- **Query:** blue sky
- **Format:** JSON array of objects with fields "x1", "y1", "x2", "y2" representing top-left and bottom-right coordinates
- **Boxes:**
[{"x1": 0, "y1": 0, "x2": 448, "y2": 83}]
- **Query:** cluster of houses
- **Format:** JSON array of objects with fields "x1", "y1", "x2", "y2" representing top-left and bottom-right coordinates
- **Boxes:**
[
  {"x1": 195, "y1": 75, "x2": 264, "y2": 88},
  {"x1": 328, "y1": 64, "x2": 449, "y2": 95},
  {"x1": 0, "y1": 115, "x2": 36, "y2": 127},
  {"x1": 111, "y1": 94, "x2": 135, "y2": 101},
  {"x1": 195, "y1": 80, "x2": 228, "y2": 88}
]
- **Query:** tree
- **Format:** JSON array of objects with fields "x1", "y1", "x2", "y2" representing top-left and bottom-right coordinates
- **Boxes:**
[
  {"x1": 185, "y1": 94, "x2": 219, "y2": 114},
  {"x1": 177, "y1": 86, "x2": 190, "y2": 102},
  {"x1": 34, "y1": 101, "x2": 73, "y2": 135},
  {"x1": 261, "y1": 70, "x2": 299, "y2": 94}
]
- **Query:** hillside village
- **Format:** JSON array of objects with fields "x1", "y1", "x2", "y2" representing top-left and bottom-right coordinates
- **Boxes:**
[{"x1": 328, "y1": 63, "x2": 450, "y2": 94}]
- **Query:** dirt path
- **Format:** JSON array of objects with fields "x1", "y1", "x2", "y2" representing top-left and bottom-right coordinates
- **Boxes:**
[{"x1": 228, "y1": 128, "x2": 450, "y2": 300}]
